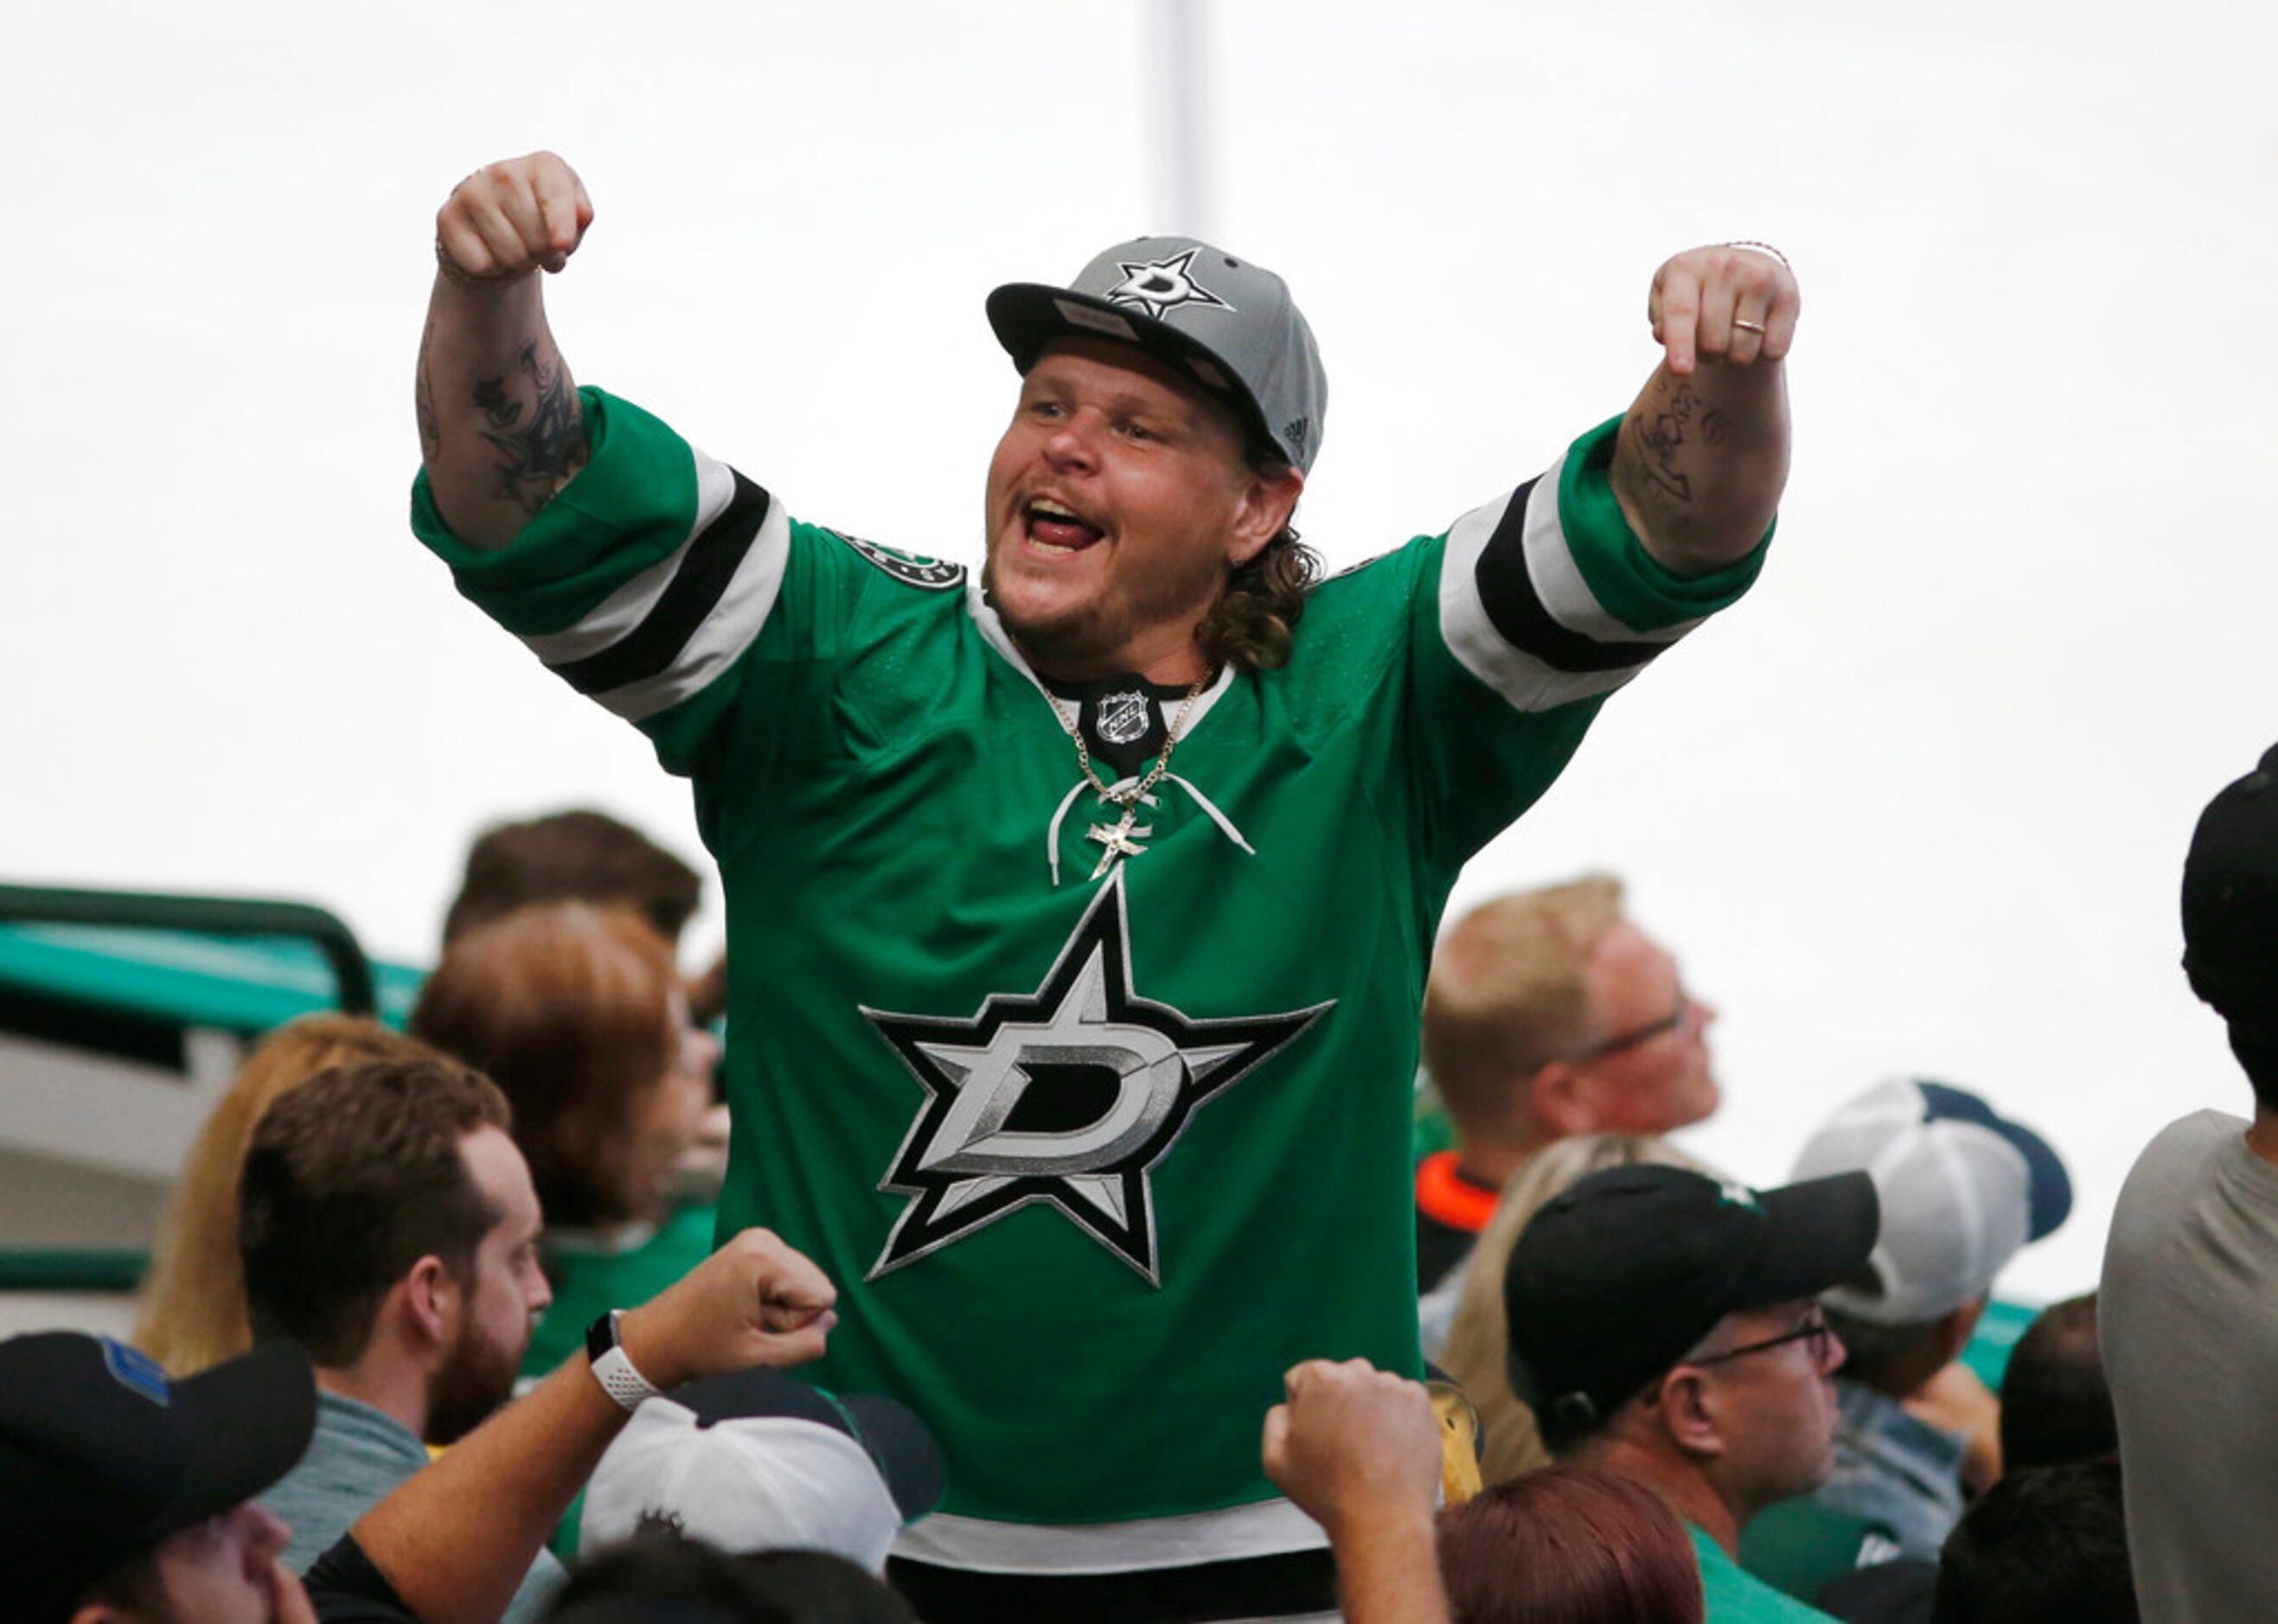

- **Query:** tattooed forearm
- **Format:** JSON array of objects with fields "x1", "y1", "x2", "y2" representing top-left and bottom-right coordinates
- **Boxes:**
[
  {"x1": 415, "y1": 316, "x2": 442, "y2": 461},
  {"x1": 1611, "y1": 353, "x2": 1787, "y2": 572},
  {"x1": 474, "y1": 343, "x2": 585, "y2": 516},
  {"x1": 1616, "y1": 378, "x2": 1741, "y2": 552},
  {"x1": 1630, "y1": 380, "x2": 1703, "y2": 503}
]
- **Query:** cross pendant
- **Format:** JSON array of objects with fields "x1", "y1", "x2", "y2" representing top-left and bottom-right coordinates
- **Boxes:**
[{"x1": 1086, "y1": 809, "x2": 1149, "y2": 879}]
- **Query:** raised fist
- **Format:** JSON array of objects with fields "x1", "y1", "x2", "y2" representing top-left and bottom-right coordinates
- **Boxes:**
[
  {"x1": 1262, "y1": 1358, "x2": 1443, "y2": 1540},
  {"x1": 435, "y1": 151, "x2": 594, "y2": 285},
  {"x1": 1648, "y1": 241, "x2": 1800, "y2": 374},
  {"x1": 617, "y1": 1227, "x2": 838, "y2": 1391}
]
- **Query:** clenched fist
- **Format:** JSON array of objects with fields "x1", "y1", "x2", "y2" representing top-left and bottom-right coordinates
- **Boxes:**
[
  {"x1": 1648, "y1": 241, "x2": 1800, "y2": 374},
  {"x1": 617, "y1": 1227, "x2": 838, "y2": 1391},
  {"x1": 435, "y1": 151, "x2": 594, "y2": 285},
  {"x1": 1262, "y1": 1358, "x2": 1443, "y2": 1541}
]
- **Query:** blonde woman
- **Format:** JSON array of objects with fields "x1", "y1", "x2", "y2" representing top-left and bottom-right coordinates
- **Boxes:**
[
  {"x1": 134, "y1": 1014, "x2": 442, "y2": 1374},
  {"x1": 1438, "y1": 1133, "x2": 1707, "y2": 1485}
]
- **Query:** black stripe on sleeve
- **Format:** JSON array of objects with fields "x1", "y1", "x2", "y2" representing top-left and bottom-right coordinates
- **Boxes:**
[
  {"x1": 1473, "y1": 477, "x2": 1668, "y2": 675},
  {"x1": 550, "y1": 473, "x2": 774, "y2": 697}
]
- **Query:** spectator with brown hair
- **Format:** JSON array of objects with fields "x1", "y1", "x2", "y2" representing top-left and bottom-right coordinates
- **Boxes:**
[
  {"x1": 240, "y1": 1056, "x2": 560, "y2": 1614},
  {"x1": 1437, "y1": 1134, "x2": 1707, "y2": 1483},
  {"x1": 445, "y1": 809, "x2": 705, "y2": 948},
  {"x1": 1418, "y1": 879, "x2": 1719, "y2": 1320},
  {"x1": 1437, "y1": 1463, "x2": 1705, "y2": 1624},
  {"x1": 445, "y1": 808, "x2": 729, "y2": 1032},
  {"x1": 135, "y1": 1013, "x2": 444, "y2": 1376},
  {"x1": 411, "y1": 903, "x2": 719, "y2": 1379}
]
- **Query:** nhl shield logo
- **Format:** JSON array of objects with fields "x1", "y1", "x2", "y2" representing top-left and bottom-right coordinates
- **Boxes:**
[{"x1": 1097, "y1": 690, "x2": 1151, "y2": 747}]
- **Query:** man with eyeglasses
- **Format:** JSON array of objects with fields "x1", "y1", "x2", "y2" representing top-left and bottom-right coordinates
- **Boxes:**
[
  {"x1": 1416, "y1": 876, "x2": 1719, "y2": 1333},
  {"x1": 1502, "y1": 1164, "x2": 1878, "y2": 1622}
]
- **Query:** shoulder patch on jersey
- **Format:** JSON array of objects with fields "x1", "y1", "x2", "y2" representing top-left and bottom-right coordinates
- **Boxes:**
[
  {"x1": 825, "y1": 527, "x2": 967, "y2": 591},
  {"x1": 1326, "y1": 547, "x2": 1409, "y2": 583}
]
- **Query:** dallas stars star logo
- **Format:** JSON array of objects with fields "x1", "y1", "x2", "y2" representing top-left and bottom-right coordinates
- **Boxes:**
[
  {"x1": 861, "y1": 874, "x2": 1326, "y2": 1284},
  {"x1": 1104, "y1": 246, "x2": 1235, "y2": 322}
]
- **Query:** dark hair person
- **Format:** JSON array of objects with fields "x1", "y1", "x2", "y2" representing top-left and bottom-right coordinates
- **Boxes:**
[
  {"x1": 1999, "y1": 1291, "x2": 2117, "y2": 1471},
  {"x1": 445, "y1": 808, "x2": 705, "y2": 947},
  {"x1": 1934, "y1": 1457, "x2": 2137, "y2": 1624},
  {"x1": 240, "y1": 1057, "x2": 515, "y2": 1372},
  {"x1": 1437, "y1": 1463, "x2": 1705, "y2": 1624},
  {"x1": 545, "y1": 1535, "x2": 919, "y2": 1624}
]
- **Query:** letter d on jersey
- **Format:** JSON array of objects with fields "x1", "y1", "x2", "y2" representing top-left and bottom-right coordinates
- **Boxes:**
[{"x1": 860, "y1": 874, "x2": 1328, "y2": 1284}]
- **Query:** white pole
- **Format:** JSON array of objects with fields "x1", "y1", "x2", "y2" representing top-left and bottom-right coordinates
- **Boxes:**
[{"x1": 1144, "y1": 0, "x2": 1215, "y2": 240}]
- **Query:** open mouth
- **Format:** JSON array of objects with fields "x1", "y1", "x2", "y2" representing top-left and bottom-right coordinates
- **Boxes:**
[{"x1": 1023, "y1": 496, "x2": 1107, "y2": 555}]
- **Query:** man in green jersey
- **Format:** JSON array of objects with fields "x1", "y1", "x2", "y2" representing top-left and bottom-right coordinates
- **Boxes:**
[{"x1": 413, "y1": 150, "x2": 1800, "y2": 1622}]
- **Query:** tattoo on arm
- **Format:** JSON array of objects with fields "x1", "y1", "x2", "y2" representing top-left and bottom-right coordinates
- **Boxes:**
[
  {"x1": 474, "y1": 343, "x2": 585, "y2": 516},
  {"x1": 1618, "y1": 380, "x2": 1735, "y2": 547},
  {"x1": 1630, "y1": 381, "x2": 1701, "y2": 503}
]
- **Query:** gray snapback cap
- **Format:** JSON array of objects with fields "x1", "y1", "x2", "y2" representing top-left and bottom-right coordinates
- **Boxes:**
[{"x1": 986, "y1": 237, "x2": 1328, "y2": 474}]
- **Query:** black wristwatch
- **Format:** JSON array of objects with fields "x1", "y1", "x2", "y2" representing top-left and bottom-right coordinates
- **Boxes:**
[{"x1": 585, "y1": 1309, "x2": 662, "y2": 1411}]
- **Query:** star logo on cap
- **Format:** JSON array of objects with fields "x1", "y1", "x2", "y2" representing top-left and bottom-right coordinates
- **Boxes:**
[
  {"x1": 1104, "y1": 247, "x2": 1235, "y2": 323},
  {"x1": 861, "y1": 873, "x2": 1326, "y2": 1284}
]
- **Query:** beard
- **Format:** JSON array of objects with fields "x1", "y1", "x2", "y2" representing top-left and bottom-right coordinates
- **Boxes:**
[
  {"x1": 424, "y1": 1316, "x2": 524, "y2": 1446},
  {"x1": 980, "y1": 545, "x2": 1224, "y2": 681}
]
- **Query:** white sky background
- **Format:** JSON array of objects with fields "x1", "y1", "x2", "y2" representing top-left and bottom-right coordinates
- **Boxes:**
[{"x1": 6, "y1": 0, "x2": 2276, "y2": 1303}]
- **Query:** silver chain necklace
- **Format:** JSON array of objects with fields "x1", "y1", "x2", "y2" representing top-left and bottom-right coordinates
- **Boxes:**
[{"x1": 1050, "y1": 676, "x2": 1208, "y2": 879}]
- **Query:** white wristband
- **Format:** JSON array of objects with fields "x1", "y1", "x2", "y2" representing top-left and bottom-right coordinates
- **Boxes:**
[{"x1": 585, "y1": 1309, "x2": 662, "y2": 1411}]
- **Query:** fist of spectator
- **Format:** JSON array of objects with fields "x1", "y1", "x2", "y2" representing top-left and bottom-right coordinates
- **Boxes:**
[
  {"x1": 1263, "y1": 1359, "x2": 1442, "y2": 1542},
  {"x1": 1647, "y1": 241, "x2": 1800, "y2": 375},
  {"x1": 435, "y1": 151, "x2": 594, "y2": 285},
  {"x1": 618, "y1": 1227, "x2": 836, "y2": 1391}
]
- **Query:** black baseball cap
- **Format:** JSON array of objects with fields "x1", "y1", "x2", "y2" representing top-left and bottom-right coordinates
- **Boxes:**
[
  {"x1": 1502, "y1": 1166, "x2": 1879, "y2": 1434},
  {"x1": 2182, "y1": 741, "x2": 2278, "y2": 1032},
  {"x1": 0, "y1": 1333, "x2": 317, "y2": 1621}
]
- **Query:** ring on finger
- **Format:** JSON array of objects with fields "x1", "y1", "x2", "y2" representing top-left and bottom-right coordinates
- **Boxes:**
[{"x1": 1733, "y1": 318, "x2": 1767, "y2": 335}]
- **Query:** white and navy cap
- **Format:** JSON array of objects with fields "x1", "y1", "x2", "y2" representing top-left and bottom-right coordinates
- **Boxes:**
[
  {"x1": 987, "y1": 238, "x2": 1328, "y2": 474},
  {"x1": 1792, "y1": 1078, "x2": 2072, "y2": 1327},
  {"x1": 579, "y1": 1367, "x2": 944, "y2": 1576}
]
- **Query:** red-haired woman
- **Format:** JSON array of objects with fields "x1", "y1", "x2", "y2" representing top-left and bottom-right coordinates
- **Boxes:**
[
  {"x1": 411, "y1": 901, "x2": 719, "y2": 1378},
  {"x1": 1437, "y1": 1464, "x2": 1705, "y2": 1624}
]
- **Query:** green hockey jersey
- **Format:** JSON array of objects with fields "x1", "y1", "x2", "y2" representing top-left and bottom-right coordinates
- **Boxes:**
[{"x1": 413, "y1": 388, "x2": 1764, "y2": 1570}]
